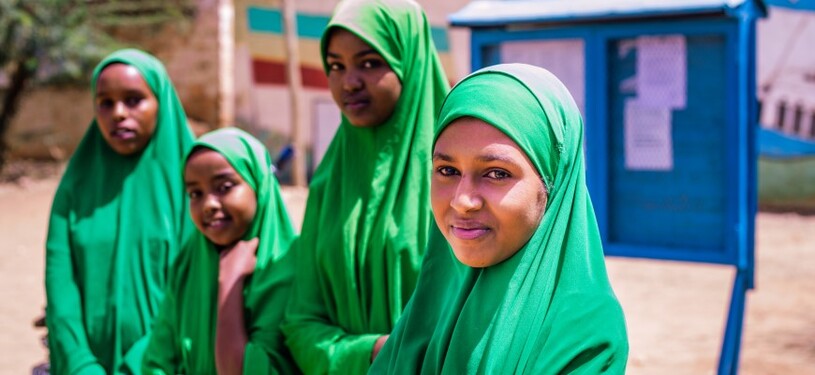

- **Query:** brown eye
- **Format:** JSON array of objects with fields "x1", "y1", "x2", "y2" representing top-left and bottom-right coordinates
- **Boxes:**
[
  {"x1": 124, "y1": 96, "x2": 142, "y2": 107},
  {"x1": 436, "y1": 166, "x2": 459, "y2": 177},
  {"x1": 187, "y1": 189, "x2": 202, "y2": 199},
  {"x1": 485, "y1": 169, "x2": 511, "y2": 180},
  {"x1": 216, "y1": 181, "x2": 235, "y2": 194},
  {"x1": 98, "y1": 99, "x2": 114, "y2": 110},
  {"x1": 361, "y1": 59, "x2": 383, "y2": 69}
]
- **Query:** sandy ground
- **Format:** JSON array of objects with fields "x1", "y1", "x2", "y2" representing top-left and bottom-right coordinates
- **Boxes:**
[{"x1": 1, "y1": 173, "x2": 813, "y2": 374}]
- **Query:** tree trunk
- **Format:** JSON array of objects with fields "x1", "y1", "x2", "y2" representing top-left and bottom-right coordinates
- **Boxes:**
[{"x1": 0, "y1": 58, "x2": 36, "y2": 173}]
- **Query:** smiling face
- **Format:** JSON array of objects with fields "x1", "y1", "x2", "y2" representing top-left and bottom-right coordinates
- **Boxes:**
[
  {"x1": 431, "y1": 117, "x2": 548, "y2": 268},
  {"x1": 95, "y1": 63, "x2": 158, "y2": 155},
  {"x1": 325, "y1": 28, "x2": 402, "y2": 128},
  {"x1": 184, "y1": 148, "x2": 257, "y2": 248}
]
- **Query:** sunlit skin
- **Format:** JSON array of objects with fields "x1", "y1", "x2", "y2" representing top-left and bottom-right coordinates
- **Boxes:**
[
  {"x1": 184, "y1": 148, "x2": 260, "y2": 375},
  {"x1": 95, "y1": 63, "x2": 158, "y2": 155},
  {"x1": 325, "y1": 28, "x2": 402, "y2": 128},
  {"x1": 184, "y1": 148, "x2": 257, "y2": 248},
  {"x1": 431, "y1": 117, "x2": 548, "y2": 268}
]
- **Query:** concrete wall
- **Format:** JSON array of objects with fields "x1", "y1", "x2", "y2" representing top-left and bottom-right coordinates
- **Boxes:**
[
  {"x1": 8, "y1": 0, "x2": 472, "y2": 165},
  {"x1": 232, "y1": 0, "x2": 470, "y2": 171},
  {"x1": 757, "y1": 7, "x2": 815, "y2": 140}
]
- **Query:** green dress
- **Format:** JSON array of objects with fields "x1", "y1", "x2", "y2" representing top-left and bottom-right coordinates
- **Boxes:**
[
  {"x1": 280, "y1": 0, "x2": 449, "y2": 373},
  {"x1": 45, "y1": 49, "x2": 195, "y2": 375},
  {"x1": 370, "y1": 64, "x2": 629, "y2": 374},
  {"x1": 142, "y1": 127, "x2": 299, "y2": 374}
]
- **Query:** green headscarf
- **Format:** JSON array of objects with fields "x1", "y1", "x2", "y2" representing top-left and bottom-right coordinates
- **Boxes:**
[
  {"x1": 281, "y1": 0, "x2": 449, "y2": 373},
  {"x1": 370, "y1": 64, "x2": 629, "y2": 374},
  {"x1": 45, "y1": 48, "x2": 195, "y2": 375},
  {"x1": 142, "y1": 127, "x2": 298, "y2": 374}
]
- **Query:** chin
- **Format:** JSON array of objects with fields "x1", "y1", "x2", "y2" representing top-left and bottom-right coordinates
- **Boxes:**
[
  {"x1": 450, "y1": 246, "x2": 491, "y2": 268},
  {"x1": 347, "y1": 119, "x2": 377, "y2": 128}
]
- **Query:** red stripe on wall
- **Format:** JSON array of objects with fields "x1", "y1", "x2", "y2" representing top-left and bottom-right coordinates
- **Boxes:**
[{"x1": 252, "y1": 59, "x2": 328, "y2": 89}]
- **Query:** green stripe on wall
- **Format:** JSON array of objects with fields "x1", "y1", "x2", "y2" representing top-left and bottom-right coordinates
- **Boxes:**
[
  {"x1": 247, "y1": 7, "x2": 327, "y2": 39},
  {"x1": 246, "y1": 6, "x2": 450, "y2": 52}
]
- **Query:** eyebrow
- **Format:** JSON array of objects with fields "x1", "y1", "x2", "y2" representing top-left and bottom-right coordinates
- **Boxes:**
[
  {"x1": 326, "y1": 49, "x2": 379, "y2": 59},
  {"x1": 433, "y1": 152, "x2": 517, "y2": 165},
  {"x1": 476, "y1": 154, "x2": 516, "y2": 164},
  {"x1": 432, "y1": 152, "x2": 454, "y2": 162},
  {"x1": 95, "y1": 89, "x2": 146, "y2": 97},
  {"x1": 184, "y1": 171, "x2": 236, "y2": 187}
]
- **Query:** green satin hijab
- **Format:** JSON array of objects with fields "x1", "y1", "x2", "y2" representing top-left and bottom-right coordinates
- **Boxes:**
[
  {"x1": 45, "y1": 49, "x2": 195, "y2": 375},
  {"x1": 281, "y1": 0, "x2": 449, "y2": 373},
  {"x1": 142, "y1": 127, "x2": 298, "y2": 374},
  {"x1": 370, "y1": 64, "x2": 629, "y2": 374}
]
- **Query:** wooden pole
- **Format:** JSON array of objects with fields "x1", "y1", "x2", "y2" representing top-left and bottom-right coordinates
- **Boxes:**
[
  {"x1": 217, "y1": 0, "x2": 235, "y2": 128},
  {"x1": 281, "y1": 0, "x2": 307, "y2": 186}
]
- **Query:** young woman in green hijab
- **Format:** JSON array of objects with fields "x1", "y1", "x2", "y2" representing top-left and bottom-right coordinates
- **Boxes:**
[
  {"x1": 45, "y1": 49, "x2": 195, "y2": 374},
  {"x1": 370, "y1": 64, "x2": 629, "y2": 374},
  {"x1": 142, "y1": 127, "x2": 298, "y2": 374},
  {"x1": 281, "y1": 0, "x2": 449, "y2": 373}
]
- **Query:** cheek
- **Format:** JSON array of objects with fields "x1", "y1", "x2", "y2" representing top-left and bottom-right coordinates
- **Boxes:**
[
  {"x1": 383, "y1": 75, "x2": 402, "y2": 107},
  {"x1": 188, "y1": 203, "x2": 206, "y2": 230},
  {"x1": 430, "y1": 182, "x2": 452, "y2": 217},
  {"x1": 141, "y1": 104, "x2": 159, "y2": 130},
  {"x1": 371, "y1": 73, "x2": 401, "y2": 113},
  {"x1": 95, "y1": 111, "x2": 111, "y2": 128},
  {"x1": 236, "y1": 190, "x2": 258, "y2": 224},
  {"x1": 328, "y1": 76, "x2": 344, "y2": 104},
  {"x1": 499, "y1": 187, "x2": 545, "y2": 250}
]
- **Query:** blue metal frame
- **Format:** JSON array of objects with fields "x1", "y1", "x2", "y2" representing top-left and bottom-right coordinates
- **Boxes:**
[{"x1": 464, "y1": 3, "x2": 762, "y2": 373}]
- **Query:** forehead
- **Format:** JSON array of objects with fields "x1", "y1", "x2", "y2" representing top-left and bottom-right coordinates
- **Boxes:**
[
  {"x1": 435, "y1": 118, "x2": 522, "y2": 155},
  {"x1": 326, "y1": 28, "x2": 376, "y2": 56},
  {"x1": 184, "y1": 148, "x2": 236, "y2": 180},
  {"x1": 96, "y1": 63, "x2": 151, "y2": 93}
]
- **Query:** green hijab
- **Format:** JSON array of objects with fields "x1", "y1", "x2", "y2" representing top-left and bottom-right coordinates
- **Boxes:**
[
  {"x1": 45, "y1": 49, "x2": 194, "y2": 375},
  {"x1": 370, "y1": 64, "x2": 629, "y2": 374},
  {"x1": 142, "y1": 127, "x2": 298, "y2": 374},
  {"x1": 281, "y1": 0, "x2": 449, "y2": 373}
]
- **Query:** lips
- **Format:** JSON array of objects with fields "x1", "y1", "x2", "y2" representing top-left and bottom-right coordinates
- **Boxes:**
[
  {"x1": 111, "y1": 127, "x2": 137, "y2": 140},
  {"x1": 204, "y1": 216, "x2": 231, "y2": 230},
  {"x1": 343, "y1": 96, "x2": 370, "y2": 112},
  {"x1": 450, "y1": 220, "x2": 491, "y2": 241}
]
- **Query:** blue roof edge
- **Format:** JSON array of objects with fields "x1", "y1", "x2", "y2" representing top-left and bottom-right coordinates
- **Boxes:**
[{"x1": 449, "y1": 0, "x2": 767, "y2": 27}]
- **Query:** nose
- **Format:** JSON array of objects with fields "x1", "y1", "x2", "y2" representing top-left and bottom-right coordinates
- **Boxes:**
[
  {"x1": 113, "y1": 101, "x2": 127, "y2": 122},
  {"x1": 450, "y1": 178, "x2": 483, "y2": 213},
  {"x1": 202, "y1": 194, "x2": 220, "y2": 215},
  {"x1": 342, "y1": 69, "x2": 363, "y2": 92}
]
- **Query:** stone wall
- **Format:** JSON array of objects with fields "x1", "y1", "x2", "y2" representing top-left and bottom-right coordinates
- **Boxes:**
[{"x1": 7, "y1": 0, "x2": 221, "y2": 160}]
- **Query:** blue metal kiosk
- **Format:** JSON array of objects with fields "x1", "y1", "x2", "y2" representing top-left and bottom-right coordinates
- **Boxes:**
[{"x1": 450, "y1": 1, "x2": 765, "y2": 373}]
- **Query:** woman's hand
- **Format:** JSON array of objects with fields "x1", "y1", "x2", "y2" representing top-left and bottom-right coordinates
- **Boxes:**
[
  {"x1": 371, "y1": 334, "x2": 389, "y2": 363},
  {"x1": 215, "y1": 238, "x2": 258, "y2": 375},
  {"x1": 218, "y1": 238, "x2": 259, "y2": 284}
]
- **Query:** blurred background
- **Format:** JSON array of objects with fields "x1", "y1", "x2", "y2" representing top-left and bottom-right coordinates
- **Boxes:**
[{"x1": 1, "y1": 0, "x2": 813, "y2": 374}]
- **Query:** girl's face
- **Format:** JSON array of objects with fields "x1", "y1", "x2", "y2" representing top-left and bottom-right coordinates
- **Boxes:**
[
  {"x1": 325, "y1": 28, "x2": 402, "y2": 128},
  {"x1": 431, "y1": 117, "x2": 548, "y2": 268},
  {"x1": 95, "y1": 63, "x2": 158, "y2": 155},
  {"x1": 184, "y1": 148, "x2": 257, "y2": 248}
]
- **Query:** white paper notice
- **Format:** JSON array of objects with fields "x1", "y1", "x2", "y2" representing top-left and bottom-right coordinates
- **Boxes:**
[
  {"x1": 500, "y1": 39, "x2": 585, "y2": 114},
  {"x1": 636, "y1": 35, "x2": 687, "y2": 109},
  {"x1": 624, "y1": 99, "x2": 673, "y2": 171}
]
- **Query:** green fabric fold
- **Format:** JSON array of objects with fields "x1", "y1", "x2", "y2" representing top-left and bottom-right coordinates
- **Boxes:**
[
  {"x1": 281, "y1": 0, "x2": 449, "y2": 373},
  {"x1": 45, "y1": 48, "x2": 195, "y2": 375},
  {"x1": 370, "y1": 64, "x2": 629, "y2": 374},
  {"x1": 142, "y1": 127, "x2": 299, "y2": 374}
]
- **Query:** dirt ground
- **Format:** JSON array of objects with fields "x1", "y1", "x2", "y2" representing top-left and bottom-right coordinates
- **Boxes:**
[{"x1": 1, "y1": 165, "x2": 813, "y2": 374}]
